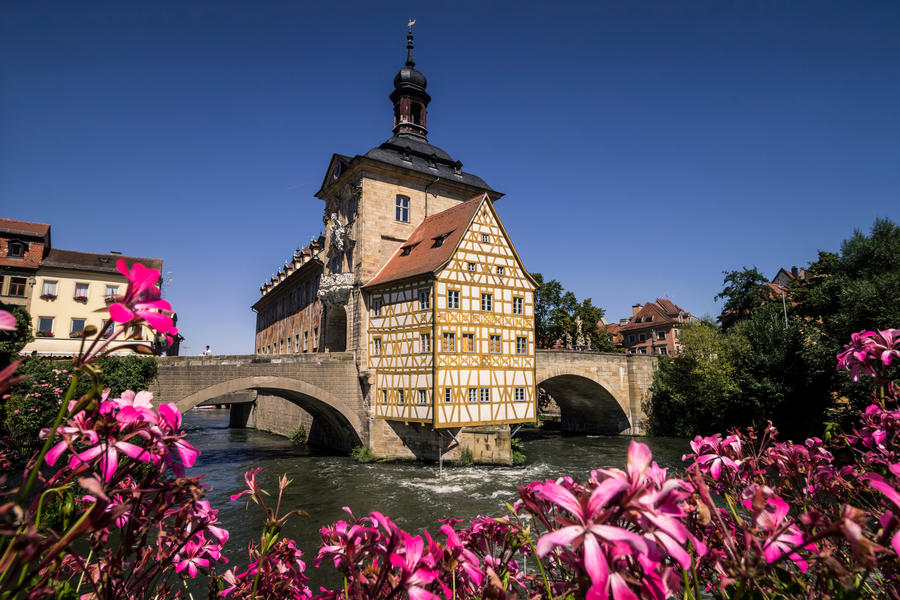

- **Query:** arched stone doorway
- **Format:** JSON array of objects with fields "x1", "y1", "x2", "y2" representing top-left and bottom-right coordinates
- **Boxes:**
[
  {"x1": 538, "y1": 374, "x2": 631, "y2": 435},
  {"x1": 324, "y1": 305, "x2": 347, "y2": 352}
]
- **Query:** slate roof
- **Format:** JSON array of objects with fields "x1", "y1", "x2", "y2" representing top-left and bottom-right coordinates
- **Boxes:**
[
  {"x1": 363, "y1": 134, "x2": 495, "y2": 192},
  {"x1": 41, "y1": 249, "x2": 163, "y2": 275},
  {"x1": 363, "y1": 194, "x2": 487, "y2": 289},
  {"x1": 0, "y1": 218, "x2": 50, "y2": 238}
]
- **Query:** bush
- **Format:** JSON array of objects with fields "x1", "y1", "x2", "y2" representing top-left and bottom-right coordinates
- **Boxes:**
[
  {"x1": 0, "y1": 302, "x2": 33, "y2": 364},
  {"x1": 289, "y1": 425, "x2": 307, "y2": 446},
  {"x1": 510, "y1": 437, "x2": 526, "y2": 466},
  {"x1": 350, "y1": 445, "x2": 377, "y2": 463},
  {"x1": 456, "y1": 446, "x2": 474, "y2": 466}
]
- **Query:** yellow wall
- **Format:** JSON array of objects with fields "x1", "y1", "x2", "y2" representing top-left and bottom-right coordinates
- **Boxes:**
[{"x1": 23, "y1": 267, "x2": 155, "y2": 356}]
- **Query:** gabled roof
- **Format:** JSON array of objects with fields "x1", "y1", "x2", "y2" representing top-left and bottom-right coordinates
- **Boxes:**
[
  {"x1": 363, "y1": 195, "x2": 486, "y2": 289},
  {"x1": 41, "y1": 249, "x2": 162, "y2": 275},
  {"x1": 619, "y1": 299, "x2": 692, "y2": 332},
  {"x1": 0, "y1": 218, "x2": 50, "y2": 238}
]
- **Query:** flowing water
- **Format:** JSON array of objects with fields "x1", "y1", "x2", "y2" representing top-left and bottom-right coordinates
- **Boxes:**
[{"x1": 182, "y1": 408, "x2": 687, "y2": 588}]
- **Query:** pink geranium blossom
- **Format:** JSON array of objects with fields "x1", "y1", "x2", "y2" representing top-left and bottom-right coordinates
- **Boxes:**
[
  {"x1": 108, "y1": 259, "x2": 178, "y2": 336},
  {"x1": 0, "y1": 309, "x2": 16, "y2": 330}
]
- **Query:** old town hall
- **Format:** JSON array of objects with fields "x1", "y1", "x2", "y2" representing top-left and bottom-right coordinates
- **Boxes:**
[{"x1": 253, "y1": 29, "x2": 537, "y2": 457}]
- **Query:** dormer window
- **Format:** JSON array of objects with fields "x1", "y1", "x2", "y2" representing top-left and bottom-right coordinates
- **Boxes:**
[
  {"x1": 453, "y1": 161, "x2": 462, "y2": 176},
  {"x1": 7, "y1": 241, "x2": 26, "y2": 258},
  {"x1": 432, "y1": 232, "x2": 451, "y2": 248},
  {"x1": 400, "y1": 244, "x2": 414, "y2": 256},
  {"x1": 646, "y1": 316, "x2": 653, "y2": 322},
  {"x1": 635, "y1": 317, "x2": 642, "y2": 323}
]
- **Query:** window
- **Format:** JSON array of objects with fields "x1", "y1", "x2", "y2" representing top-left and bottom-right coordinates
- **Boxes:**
[
  {"x1": 105, "y1": 285, "x2": 119, "y2": 299},
  {"x1": 433, "y1": 233, "x2": 449, "y2": 247},
  {"x1": 74, "y1": 283, "x2": 89, "y2": 299},
  {"x1": 444, "y1": 388, "x2": 452, "y2": 403},
  {"x1": 657, "y1": 330, "x2": 666, "y2": 341},
  {"x1": 8, "y1": 241, "x2": 26, "y2": 257},
  {"x1": 480, "y1": 388, "x2": 491, "y2": 403},
  {"x1": 496, "y1": 266, "x2": 504, "y2": 275},
  {"x1": 635, "y1": 317, "x2": 642, "y2": 323},
  {"x1": 628, "y1": 334, "x2": 636, "y2": 343},
  {"x1": 462, "y1": 333, "x2": 475, "y2": 353},
  {"x1": 516, "y1": 337, "x2": 527, "y2": 355},
  {"x1": 481, "y1": 233, "x2": 489, "y2": 243},
  {"x1": 420, "y1": 333, "x2": 431, "y2": 353},
  {"x1": 372, "y1": 299, "x2": 382, "y2": 316},
  {"x1": 674, "y1": 329, "x2": 680, "y2": 339},
  {"x1": 398, "y1": 389, "x2": 404, "y2": 404},
  {"x1": 467, "y1": 262, "x2": 476, "y2": 272},
  {"x1": 71, "y1": 318, "x2": 86, "y2": 337},
  {"x1": 481, "y1": 293, "x2": 492, "y2": 312},
  {"x1": 468, "y1": 388, "x2": 478, "y2": 403},
  {"x1": 442, "y1": 332, "x2": 456, "y2": 352},
  {"x1": 419, "y1": 390, "x2": 428, "y2": 405},
  {"x1": 447, "y1": 290, "x2": 459, "y2": 309},
  {"x1": 313, "y1": 327, "x2": 319, "y2": 349},
  {"x1": 400, "y1": 245, "x2": 413, "y2": 256},
  {"x1": 489, "y1": 334, "x2": 502, "y2": 354},
  {"x1": 419, "y1": 290, "x2": 430, "y2": 310},
  {"x1": 38, "y1": 316, "x2": 54, "y2": 334},
  {"x1": 41, "y1": 280, "x2": 57, "y2": 297},
  {"x1": 9, "y1": 277, "x2": 26, "y2": 297},
  {"x1": 515, "y1": 388, "x2": 526, "y2": 402},
  {"x1": 295, "y1": 334, "x2": 300, "y2": 352},
  {"x1": 304, "y1": 330, "x2": 309, "y2": 350},
  {"x1": 382, "y1": 390, "x2": 388, "y2": 404},
  {"x1": 658, "y1": 347, "x2": 668, "y2": 356},
  {"x1": 640, "y1": 347, "x2": 647, "y2": 355},
  {"x1": 513, "y1": 297, "x2": 523, "y2": 314},
  {"x1": 396, "y1": 195, "x2": 410, "y2": 222},
  {"x1": 646, "y1": 316, "x2": 653, "y2": 322},
  {"x1": 373, "y1": 337, "x2": 382, "y2": 355}
]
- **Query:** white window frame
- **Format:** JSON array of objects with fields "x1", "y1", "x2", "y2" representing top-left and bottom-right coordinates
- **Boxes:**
[
  {"x1": 38, "y1": 316, "x2": 54, "y2": 333},
  {"x1": 420, "y1": 332, "x2": 431, "y2": 353},
  {"x1": 373, "y1": 298, "x2": 382, "y2": 317},
  {"x1": 480, "y1": 388, "x2": 491, "y2": 403},
  {"x1": 418, "y1": 290, "x2": 430, "y2": 310},
  {"x1": 373, "y1": 337, "x2": 382, "y2": 355},
  {"x1": 75, "y1": 282, "x2": 89, "y2": 298},
  {"x1": 448, "y1": 290, "x2": 460, "y2": 309},
  {"x1": 481, "y1": 233, "x2": 489, "y2": 243},
  {"x1": 41, "y1": 280, "x2": 57, "y2": 297},
  {"x1": 462, "y1": 332, "x2": 475, "y2": 353},
  {"x1": 396, "y1": 195, "x2": 410, "y2": 222},
  {"x1": 513, "y1": 297, "x2": 523, "y2": 315},
  {"x1": 516, "y1": 336, "x2": 527, "y2": 355},
  {"x1": 490, "y1": 334, "x2": 502, "y2": 354},
  {"x1": 657, "y1": 330, "x2": 666, "y2": 341},
  {"x1": 481, "y1": 293, "x2": 492, "y2": 312},
  {"x1": 515, "y1": 388, "x2": 526, "y2": 402},
  {"x1": 442, "y1": 332, "x2": 456, "y2": 352},
  {"x1": 419, "y1": 390, "x2": 428, "y2": 405},
  {"x1": 468, "y1": 388, "x2": 478, "y2": 403}
]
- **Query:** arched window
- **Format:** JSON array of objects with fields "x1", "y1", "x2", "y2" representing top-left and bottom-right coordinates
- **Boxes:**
[{"x1": 7, "y1": 241, "x2": 26, "y2": 257}]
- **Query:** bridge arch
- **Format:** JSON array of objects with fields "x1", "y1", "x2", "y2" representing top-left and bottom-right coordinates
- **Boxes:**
[
  {"x1": 537, "y1": 373, "x2": 631, "y2": 435},
  {"x1": 176, "y1": 376, "x2": 363, "y2": 450}
]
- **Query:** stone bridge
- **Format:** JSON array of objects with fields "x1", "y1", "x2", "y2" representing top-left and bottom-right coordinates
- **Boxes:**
[
  {"x1": 149, "y1": 353, "x2": 366, "y2": 452},
  {"x1": 535, "y1": 350, "x2": 656, "y2": 435},
  {"x1": 149, "y1": 351, "x2": 657, "y2": 454}
]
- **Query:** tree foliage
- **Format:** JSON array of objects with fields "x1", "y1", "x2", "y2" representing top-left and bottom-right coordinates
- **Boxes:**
[
  {"x1": 532, "y1": 273, "x2": 618, "y2": 351},
  {"x1": 650, "y1": 218, "x2": 900, "y2": 438},
  {"x1": 0, "y1": 302, "x2": 34, "y2": 365}
]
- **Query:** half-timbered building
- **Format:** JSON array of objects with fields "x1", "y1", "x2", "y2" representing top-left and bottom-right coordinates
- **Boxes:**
[{"x1": 364, "y1": 193, "x2": 537, "y2": 428}]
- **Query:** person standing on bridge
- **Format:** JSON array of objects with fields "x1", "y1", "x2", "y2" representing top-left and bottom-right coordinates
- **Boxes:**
[{"x1": 202, "y1": 345, "x2": 211, "y2": 356}]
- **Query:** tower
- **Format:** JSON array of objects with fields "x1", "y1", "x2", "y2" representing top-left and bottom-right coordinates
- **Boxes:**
[{"x1": 314, "y1": 28, "x2": 502, "y2": 365}]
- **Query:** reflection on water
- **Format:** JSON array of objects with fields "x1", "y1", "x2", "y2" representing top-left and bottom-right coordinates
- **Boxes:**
[{"x1": 182, "y1": 408, "x2": 688, "y2": 588}]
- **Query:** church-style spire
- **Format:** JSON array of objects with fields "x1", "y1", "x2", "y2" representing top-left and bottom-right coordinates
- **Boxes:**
[{"x1": 391, "y1": 25, "x2": 431, "y2": 139}]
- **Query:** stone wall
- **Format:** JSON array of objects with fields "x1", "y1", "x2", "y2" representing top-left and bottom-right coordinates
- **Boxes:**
[{"x1": 368, "y1": 418, "x2": 512, "y2": 465}]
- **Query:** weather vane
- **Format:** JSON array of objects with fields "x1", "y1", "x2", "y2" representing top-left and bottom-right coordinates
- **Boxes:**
[{"x1": 408, "y1": 18, "x2": 416, "y2": 30}]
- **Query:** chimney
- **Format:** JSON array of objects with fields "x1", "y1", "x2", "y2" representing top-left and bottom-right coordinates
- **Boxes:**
[
  {"x1": 632, "y1": 304, "x2": 642, "y2": 318},
  {"x1": 791, "y1": 266, "x2": 798, "y2": 277}
]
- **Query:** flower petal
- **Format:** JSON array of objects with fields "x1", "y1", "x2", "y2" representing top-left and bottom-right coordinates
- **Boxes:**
[
  {"x1": 536, "y1": 525, "x2": 583, "y2": 557},
  {"x1": 108, "y1": 303, "x2": 135, "y2": 323}
]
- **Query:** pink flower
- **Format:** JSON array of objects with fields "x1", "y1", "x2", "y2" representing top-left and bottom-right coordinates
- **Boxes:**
[
  {"x1": 174, "y1": 536, "x2": 210, "y2": 578},
  {"x1": 69, "y1": 435, "x2": 153, "y2": 482},
  {"x1": 684, "y1": 433, "x2": 742, "y2": 479},
  {"x1": 108, "y1": 259, "x2": 177, "y2": 336},
  {"x1": 231, "y1": 467, "x2": 263, "y2": 502},
  {"x1": 390, "y1": 531, "x2": 440, "y2": 600},
  {"x1": 536, "y1": 480, "x2": 648, "y2": 599},
  {"x1": 0, "y1": 310, "x2": 16, "y2": 330}
]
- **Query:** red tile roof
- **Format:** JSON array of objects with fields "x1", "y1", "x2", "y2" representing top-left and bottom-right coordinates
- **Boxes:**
[
  {"x1": 0, "y1": 218, "x2": 50, "y2": 238},
  {"x1": 363, "y1": 194, "x2": 487, "y2": 289},
  {"x1": 41, "y1": 249, "x2": 163, "y2": 274},
  {"x1": 618, "y1": 299, "x2": 692, "y2": 332}
]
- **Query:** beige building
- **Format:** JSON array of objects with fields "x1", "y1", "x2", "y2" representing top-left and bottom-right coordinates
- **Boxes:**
[{"x1": 20, "y1": 245, "x2": 164, "y2": 356}]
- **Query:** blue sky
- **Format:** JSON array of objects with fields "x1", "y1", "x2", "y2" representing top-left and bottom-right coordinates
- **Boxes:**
[{"x1": 2, "y1": 1, "x2": 898, "y2": 354}]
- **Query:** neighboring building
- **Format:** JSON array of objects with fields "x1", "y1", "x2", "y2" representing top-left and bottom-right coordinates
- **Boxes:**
[
  {"x1": 1, "y1": 218, "x2": 165, "y2": 356},
  {"x1": 253, "y1": 30, "x2": 537, "y2": 430},
  {"x1": 253, "y1": 237, "x2": 324, "y2": 355},
  {"x1": 363, "y1": 193, "x2": 537, "y2": 428},
  {"x1": 24, "y1": 249, "x2": 164, "y2": 356},
  {"x1": 615, "y1": 299, "x2": 697, "y2": 356},
  {"x1": 0, "y1": 218, "x2": 50, "y2": 307}
]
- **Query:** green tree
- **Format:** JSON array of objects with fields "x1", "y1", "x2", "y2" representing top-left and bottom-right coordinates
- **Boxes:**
[
  {"x1": 0, "y1": 303, "x2": 34, "y2": 365},
  {"x1": 715, "y1": 267, "x2": 768, "y2": 330},
  {"x1": 532, "y1": 273, "x2": 617, "y2": 351}
]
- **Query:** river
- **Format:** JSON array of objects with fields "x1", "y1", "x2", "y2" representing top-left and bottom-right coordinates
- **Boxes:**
[{"x1": 182, "y1": 408, "x2": 688, "y2": 588}]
